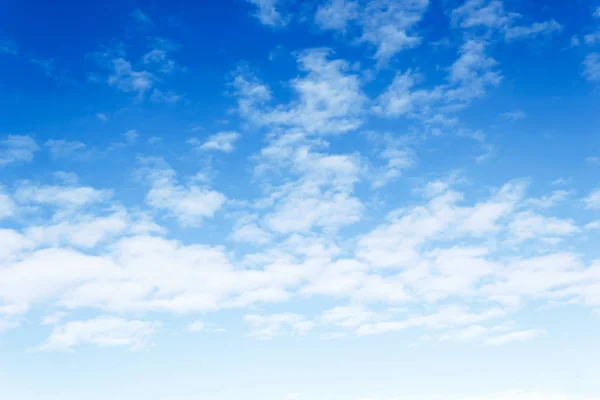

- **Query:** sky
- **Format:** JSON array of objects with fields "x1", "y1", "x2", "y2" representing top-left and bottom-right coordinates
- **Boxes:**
[{"x1": 1, "y1": 0, "x2": 600, "y2": 399}]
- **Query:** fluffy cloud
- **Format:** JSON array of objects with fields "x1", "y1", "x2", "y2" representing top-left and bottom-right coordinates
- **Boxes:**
[
  {"x1": 190, "y1": 131, "x2": 241, "y2": 153},
  {"x1": 315, "y1": 0, "x2": 429, "y2": 65},
  {"x1": 246, "y1": 0, "x2": 288, "y2": 27},
  {"x1": 139, "y1": 158, "x2": 227, "y2": 227},
  {"x1": 452, "y1": 0, "x2": 562, "y2": 40}
]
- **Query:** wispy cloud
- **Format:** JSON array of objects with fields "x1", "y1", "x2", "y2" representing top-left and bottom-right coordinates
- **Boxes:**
[{"x1": 0, "y1": 135, "x2": 39, "y2": 166}]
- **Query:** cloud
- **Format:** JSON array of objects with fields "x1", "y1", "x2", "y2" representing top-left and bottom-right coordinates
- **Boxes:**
[
  {"x1": 0, "y1": 38, "x2": 17, "y2": 55},
  {"x1": 451, "y1": 0, "x2": 562, "y2": 41},
  {"x1": 234, "y1": 48, "x2": 367, "y2": 135},
  {"x1": 15, "y1": 181, "x2": 112, "y2": 210},
  {"x1": 583, "y1": 53, "x2": 600, "y2": 82},
  {"x1": 131, "y1": 9, "x2": 153, "y2": 26},
  {"x1": 38, "y1": 316, "x2": 160, "y2": 351},
  {"x1": 45, "y1": 139, "x2": 90, "y2": 159},
  {"x1": 584, "y1": 187, "x2": 600, "y2": 209},
  {"x1": 500, "y1": 110, "x2": 526, "y2": 122},
  {"x1": 0, "y1": 188, "x2": 16, "y2": 221},
  {"x1": 186, "y1": 320, "x2": 225, "y2": 333},
  {"x1": 139, "y1": 158, "x2": 227, "y2": 227},
  {"x1": 143, "y1": 37, "x2": 182, "y2": 74},
  {"x1": 315, "y1": 0, "x2": 359, "y2": 33},
  {"x1": 244, "y1": 313, "x2": 315, "y2": 339},
  {"x1": 507, "y1": 211, "x2": 578, "y2": 244},
  {"x1": 108, "y1": 58, "x2": 155, "y2": 96},
  {"x1": 190, "y1": 131, "x2": 241, "y2": 153},
  {"x1": 246, "y1": 0, "x2": 288, "y2": 27},
  {"x1": 484, "y1": 329, "x2": 544, "y2": 345},
  {"x1": 315, "y1": 0, "x2": 429, "y2": 65},
  {"x1": 584, "y1": 32, "x2": 600, "y2": 45},
  {"x1": 0, "y1": 135, "x2": 39, "y2": 166},
  {"x1": 504, "y1": 20, "x2": 562, "y2": 40},
  {"x1": 374, "y1": 39, "x2": 501, "y2": 119},
  {"x1": 41, "y1": 311, "x2": 68, "y2": 326},
  {"x1": 356, "y1": 306, "x2": 507, "y2": 336},
  {"x1": 150, "y1": 88, "x2": 182, "y2": 103},
  {"x1": 96, "y1": 113, "x2": 108, "y2": 122}
]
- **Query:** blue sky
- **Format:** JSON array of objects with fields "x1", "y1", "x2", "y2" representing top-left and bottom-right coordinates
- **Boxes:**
[{"x1": 1, "y1": 0, "x2": 600, "y2": 399}]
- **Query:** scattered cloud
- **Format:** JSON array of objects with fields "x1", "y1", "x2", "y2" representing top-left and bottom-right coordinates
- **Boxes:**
[
  {"x1": 0, "y1": 38, "x2": 17, "y2": 55},
  {"x1": 139, "y1": 158, "x2": 227, "y2": 227},
  {"x1": 0, "y1": 135, "x2": 39, "y2": 166},
  {"x1": 38, "y1": 316, "x2": 160, "y2": 351},
  {"x1": 246, "y1": 0, "x2": 288, "y2": 27},
  {"x1": 244, "y1": 313, "x2": 315, "y2": 339},
  {"x1": 45, "y1": 139, "x2": 89, "y2": 159},
  {"x1": 500, "y1": 110, "x2": 526, "y2": 122},
  {"x1": 484, "y1": 329, "x2": 545, "y2": 345},
  {"x1": 131, "y1": 9, "x2": 153, "y2": 26},
  {"x1": 189, "y1": 131, "x2": 241, "y2": 153},
  {"x1": 452, "y1": 0, "x2": 562, "y2": 41},
  {"x1": 584, "y1": 187, "x2": 600, "y2": 210},
  {"x1": 583, "y1": 53, "x2": 600, "y2": 82}
]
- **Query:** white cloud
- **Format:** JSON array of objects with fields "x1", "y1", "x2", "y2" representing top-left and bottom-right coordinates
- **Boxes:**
[
  {"x1": 0, "y1": 318, "x2": 20, "y2": 333},
  {"x1": 451, "y1": 0, "x2": 562, "y2": 41},
  {"x1": 0, "y1": 135, "x2": 38, "y2": 166},
  {"x1": 504, "y1": 20, "x2": 562, "y2": 40},
  {"x1": 595, "y1": 7, "x2": 600, "y2": 18},
  {"x1": 584, "y1": 187, "x2": 600, "y2": 209},
  {"x1": 500, "y1": 110, "x2": 526, "y2": 122},
  {"x1": 140, "y1": 159, "x2": 227, "y2": 227},
  {"x1": 108, "y1": 58, "x2": 155, "y2": 96},
  {"x1": 246, "y1": 0, "x2": 287, "y2": 27},
  {"x1": 96, "y1": 112, "x2": 108, "y2": 122},
  {"x1": 244, "y1": 313, "x2": 315, "y2": 339},
  {"x1": 45, "y1": 139, "x2": 89, "y2": 159},
  {"x1": 315, "y1": 0, "x2": 359, "y2": 32},
  {"x1": 583, "y1": 53, "x2": 600, "y2": 82},
  {"x1": 356, "y1": 306, "x2": 506, "y2": 336},
  {"x1": 484, "y1": 329, "x2": 544, "y2": 345},
  {"x1": 186, "y1": 320, "x2": 225, "y2": 333},
  {"x1": 374, "y1": 39, "x2": 501, "y2": 119},
  {"x1": 315, "y1": 0, "x2": 429, "y2": 65},
  {"x1": 230, "y1": 220, "x2": 272, "y2": 245},
  {"x1": 15, "y1": 181, "x2": 112, "y2": 210},
  {"x1": 38, "y1": 316, "x2": 160, "y2": 351},
  {"x1": 584, "y1": 32, "x2": 600, "y2": 45},
  {"x1": 233, "y1": 49, "x2": 367, "y2": 135},
  {"x1": 143, "y1": 37, "x2": 182, "y2": 74},
  {"x1": 150, "y1": 88, "x2": 182, "y2": 103},
  {"x1": 507, "y1": 211, "x2": 579, "y2": 244},
  {"x1": 526, "y1": 189, "x2": 571, "y2": 209},
  {"x1": 361, "y1": 0, "x2": 429, "y2": 65},
  {"x1": 0, "y1": 189, "x2": 16, "y2": 220},
  {"x1": 369, "y1": 133, "x2": 416, "y2": 187},
  {"x1": 190, "y1": 131, "x2": 241, "y2": 153},
  {"x1": 41, "y1": 311, "x2": 68, "y2": 325}
]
